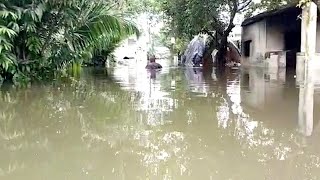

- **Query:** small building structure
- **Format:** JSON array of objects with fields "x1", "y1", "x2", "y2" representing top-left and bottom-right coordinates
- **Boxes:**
[
  {"x1": 241, "y1": 4, "x2": 320, "y2": 68},
  {"x1": 241, "y1": 2, "x2": 320, "y2": 137}
]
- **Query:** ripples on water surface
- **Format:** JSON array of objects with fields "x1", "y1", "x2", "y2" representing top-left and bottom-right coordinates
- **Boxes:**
[{"x1": 1, "y1": 59, "x2": 320, "y2": 180}]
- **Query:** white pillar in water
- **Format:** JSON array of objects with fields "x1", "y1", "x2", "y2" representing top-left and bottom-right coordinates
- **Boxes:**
[
  {"x1": 298, "y1": 63, "x2": 314, "y2": 136},
  {"x1": 297, "y1": 2, "x2": 317, "y2": 136},
  {"x1": 297, "y1": 2, "x2": 318, "y2": 81},
  {"x1": 300, "y1": 2, "x2": 317, "y2": 55}
]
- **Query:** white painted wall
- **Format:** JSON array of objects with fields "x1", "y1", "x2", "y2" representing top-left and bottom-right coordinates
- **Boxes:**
[
  {"x1": 242, "y1": 18, "x2": 291, "y2": 60},
  {"x1": 242, "y1": 14, "x2": 302, "y2": 67},
  {"x1": 241, "y1": 20, "x2": 267, "y2": 64}
]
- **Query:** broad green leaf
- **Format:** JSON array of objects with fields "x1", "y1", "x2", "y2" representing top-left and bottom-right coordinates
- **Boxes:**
[{"x1": 0, "y1": 25, "x2": 17, "y2": 38}]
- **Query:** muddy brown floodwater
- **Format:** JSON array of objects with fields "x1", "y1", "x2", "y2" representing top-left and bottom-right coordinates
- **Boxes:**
[{"x1": 0, "y1": 58, "x2": 320, "y2": 180}]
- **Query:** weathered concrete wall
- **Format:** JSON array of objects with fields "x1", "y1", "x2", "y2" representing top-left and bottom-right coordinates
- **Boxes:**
[
  {"x1": 266, "y1": 19, "x2": 285, "y2": 51},
  {"x1": 241, "y1": 18, "x2": 286, "y2": 67},
  {"x1": 241, "y1": 7, "x2": 302, "y2": 68},
  {"x1": 264, "y1": 15, "x2": 298, "y2": 68},
  {"x1": 265, "y1": 7, "x2": 320, "y2": 54},
  {"x1": 266, "y1": 11, "x2": 301, "y2": 51},
  {"x1": 241, "y1": 20, "x2": 267, "y2": 65},
  {"x1": 266, "y1": 52, "x2": 287, "y2": 68}
]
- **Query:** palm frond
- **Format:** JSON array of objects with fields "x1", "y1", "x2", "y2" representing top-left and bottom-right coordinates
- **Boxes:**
[
  {"x1": 0, "y1": 25, "x2": 17, "y2": 38},
  {"x1": 68, "y1": 1, "x2": 140, "y2": 55}
]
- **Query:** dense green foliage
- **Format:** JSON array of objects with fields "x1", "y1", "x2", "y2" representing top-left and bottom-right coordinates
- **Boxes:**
[{"x1": 0, "y1": 0, "x2": 139, "y2": 85}]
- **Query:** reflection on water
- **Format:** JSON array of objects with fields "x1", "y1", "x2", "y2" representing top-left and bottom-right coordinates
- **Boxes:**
[{"x1": 1, "y1": 59, "x2": 320, "y2": 179}]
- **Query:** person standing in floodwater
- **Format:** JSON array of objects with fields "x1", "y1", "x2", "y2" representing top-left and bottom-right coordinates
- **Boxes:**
[{"x1": 145, "y1": 55, "x2": 162, "y2": 69}]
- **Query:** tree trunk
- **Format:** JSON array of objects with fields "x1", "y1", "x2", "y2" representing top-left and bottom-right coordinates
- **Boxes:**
[
  {"x1": 216, "y1": 35, "x2": 228, "y2": 67},
  {"x1": 215, "y1": 2, "x2": 237, "y2": 67},
  {"x1": 215, "y1": 21, "x2": 235, "y2": 67},
  {"x1": 202, "y1": 39, "x2": 215, "y2": 69}
]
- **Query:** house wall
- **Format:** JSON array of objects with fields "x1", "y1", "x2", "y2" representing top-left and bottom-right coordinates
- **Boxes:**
[
  {"x1": 241, "y1": 20, "x2": 267, "y2": 65},
  {"x1": 265, "y1": 8, "x2": 320, "y2": 53},
  {"x1": 265, "y1": 14, "x2": 301, "y2": 68},
  {"x1": 242, "y1": 16, "x2": 320, "y2": 57},
  {"x1": 266, "y1": 18, "x2": 285, "y2": 51},
  {"x1": 266, "y1": 11, "x2": 301, "y2": 51},
  {"x1": 241, "y1": 8, "x2": 303, "y2": 67}
]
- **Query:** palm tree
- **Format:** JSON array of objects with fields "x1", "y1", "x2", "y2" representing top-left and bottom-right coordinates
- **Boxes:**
[{"x1": 0, "y1": 0, "x2": 139, "y2": 84}]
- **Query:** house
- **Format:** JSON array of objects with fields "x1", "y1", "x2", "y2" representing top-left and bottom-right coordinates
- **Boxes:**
[{"x1": 241, "y1": 4, "x2": 320, "y2": 68}]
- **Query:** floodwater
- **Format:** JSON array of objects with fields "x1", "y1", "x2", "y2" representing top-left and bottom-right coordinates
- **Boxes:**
[{"x1": 1, "y1": 58, "x2": 320, "y2": 180}]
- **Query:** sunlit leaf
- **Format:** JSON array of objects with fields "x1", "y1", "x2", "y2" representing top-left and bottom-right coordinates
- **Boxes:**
[
  {"x1": 0, "y1": 26, "x2": 17, "y2": 38},
  {"x1": 0, "y1": 10, "x2": 18, "y2": 20}
]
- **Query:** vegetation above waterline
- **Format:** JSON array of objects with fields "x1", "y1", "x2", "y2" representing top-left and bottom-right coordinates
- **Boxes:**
[{"x1": 0, "y1": 0, "x2": 139, "y2": 86}]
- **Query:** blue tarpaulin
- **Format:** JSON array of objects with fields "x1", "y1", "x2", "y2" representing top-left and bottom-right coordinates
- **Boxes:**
[{"x1": 181, "y1": 36, "x2": 206, "y2": 67}]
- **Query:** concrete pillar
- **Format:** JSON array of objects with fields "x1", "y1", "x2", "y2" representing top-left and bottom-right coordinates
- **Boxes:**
[
  {"x1": 300, "y1": 2, "x2": 318, "y2": 55},
  {"x1": 296, "y1": 2, "x2": 318, "y2": 136},
  {"x1": 298, "y1": 60, "x2": 314, "y2": 136}
]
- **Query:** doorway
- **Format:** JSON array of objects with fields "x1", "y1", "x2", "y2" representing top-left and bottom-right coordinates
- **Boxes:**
[
  {"x1": 284, "y1": 31, "x2": 301, "y2": 68},
  {"x1": 243, "y1": 40, "x2": 252, "y2": 57}
]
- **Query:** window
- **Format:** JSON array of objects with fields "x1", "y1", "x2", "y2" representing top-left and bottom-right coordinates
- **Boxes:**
[
  {"x1": 243, "y1": 40, "x2": 251, "y2": 57},
  {"x1": 242, "y1": 73, "x2": 250, "y2": 91}
]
